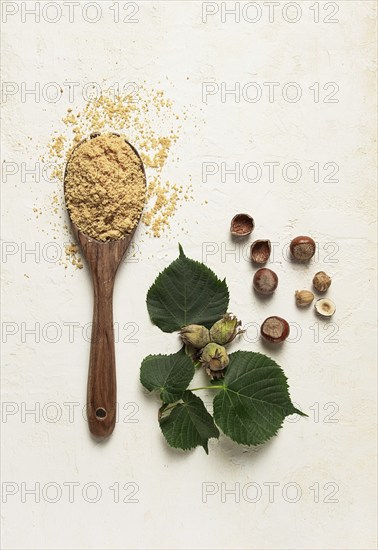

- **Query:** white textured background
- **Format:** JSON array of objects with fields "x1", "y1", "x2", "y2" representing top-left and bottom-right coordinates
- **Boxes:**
[{"x1": 1, "y1": 1, "x2": 377, "y2": 549}]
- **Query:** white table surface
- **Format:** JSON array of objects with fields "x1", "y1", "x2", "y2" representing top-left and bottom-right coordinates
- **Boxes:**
[{"x1": 1, "y1": 1, "x2": 377, "y2": 549}]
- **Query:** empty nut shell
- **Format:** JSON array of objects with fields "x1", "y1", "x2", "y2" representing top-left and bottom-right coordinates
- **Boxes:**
[
  {"x1": 230, "y1": 213, "x2": 254, "y2": 237},
  {"x1": 290, "y1": 236, "x2": 316, "y2": 262},
  {"x1": 250, "y1": 239, "x2": 271, "y2": 264},
  {"x1": 295, "y1": 290, "x2": 315, "y2": 307},
  {"x1": 313, "y1": 271, "x2": 332, "y2": 293},
  {"x1": 253, "y1": 268, "x2": 278, "y2": 295},
  {"x1": 261, "y1": 316, "x2": 290, "y2": 343},
  {"x1": 314, "y1": 298, "x2": 336, "y2": 317}
]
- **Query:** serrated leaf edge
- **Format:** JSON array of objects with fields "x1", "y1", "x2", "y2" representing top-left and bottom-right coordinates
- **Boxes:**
[{"x1": 159, "y1": 391, "x2": 219, "y2": 454}]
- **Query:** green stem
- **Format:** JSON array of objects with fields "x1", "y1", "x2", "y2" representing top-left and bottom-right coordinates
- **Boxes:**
[
  {"x1": 162, "y1": 403, "x2": 177, "y2": 412},
  {"x1": 190, "y1": 385, "x2": 224, "y2": 391},
  {"x1": 161, "y1": 386, "x2": 224, "y2": 412}
]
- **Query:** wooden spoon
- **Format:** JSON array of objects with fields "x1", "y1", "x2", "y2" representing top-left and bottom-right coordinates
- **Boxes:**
[{"x1": 64, "y1": 133, "x2": 146, "y2": 438}]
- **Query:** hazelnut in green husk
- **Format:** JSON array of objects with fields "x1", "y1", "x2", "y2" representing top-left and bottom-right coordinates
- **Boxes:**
[
  {"x1": 209, "y1": 314, "x2": 243, "y2": 346},
  {"x1": 200, "y1": 343, "x2": 229, "y2": 380},
  {"x1": 180, "y1": 324, "x2": 210, "y2": 349}
]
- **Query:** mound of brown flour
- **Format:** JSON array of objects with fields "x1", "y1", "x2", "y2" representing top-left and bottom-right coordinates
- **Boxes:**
[{"x1": 64, "y1": 134, "x2": 146, "y2": 241}]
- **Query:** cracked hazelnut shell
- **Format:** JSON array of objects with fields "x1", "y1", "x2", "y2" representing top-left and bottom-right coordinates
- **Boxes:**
[
  {"x1": 230, "y1": 213, "x2": 254, "y2": 237},
  {"x1": 314, "y1": 298, "x2": 336, "y2": 317},
  {"x1": 250, "y1": 240, "x2": 271, "y2": 264}
]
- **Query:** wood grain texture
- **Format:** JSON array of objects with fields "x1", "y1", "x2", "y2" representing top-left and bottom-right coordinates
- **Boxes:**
[
  {"x1": 64, "y1": 133, "x2": 146, "y2": 438},
  {"x1": 72, "y1": 225, "x2": 135, "y2": 437}
]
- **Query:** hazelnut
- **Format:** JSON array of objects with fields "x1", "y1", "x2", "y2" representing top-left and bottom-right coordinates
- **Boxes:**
[
  {"x1": 180, "y1": 324, "x2": 210, "y2": 349},
  {"x1": 200, "y1": 343, "x2": 229, "y2": 381},
  {"x1": 313, "y1": 271, "x2": 332, "y2": 293},
  {"x1": 209, "y1": 314, "x2": 243, "y2": 346},
  {"x1": 250, "y1": 239, "x2": 271, "y2": 264},
  {"x1": 230, "y1": 213, "x2": 254, "y2": 237},
  {"x1": 314, "y1": 299, "x2": 336, "y2": 317},
  {"x1": 295, "y1": 290, "x2": 314, "y2": 307},
  {"x1": 261, "y1": 316, "x2": 290, "y2": 343},
  {"x1": 290, "y1": 236, "x2": 316, "y2": 262},
  {"x1": 253, "y1": 268, "x2": 278, "y2": 295}
]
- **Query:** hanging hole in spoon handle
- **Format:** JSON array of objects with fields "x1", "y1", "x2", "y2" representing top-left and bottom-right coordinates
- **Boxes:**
[{"x1": 95, "y1": 408, "x2": 107, "y2": 419}]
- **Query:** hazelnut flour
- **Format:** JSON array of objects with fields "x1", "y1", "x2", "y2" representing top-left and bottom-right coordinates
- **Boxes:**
[
  {"x1": 40, "y1": 86, "x2": 194, "y2": 269},
  {"x1": 65, "y1": 134, "x2": 146, "y2": 241}
]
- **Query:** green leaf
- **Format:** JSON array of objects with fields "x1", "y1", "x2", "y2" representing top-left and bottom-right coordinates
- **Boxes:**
[
  {"x1": 140, "y1": 348, "x2": 195, "y2": 403},
  {"x1": 159, "y1": 391, "x2": 219, "y2": 453},
  {"x1": 213, "y1": 351, "x2": 305, "y2": 446},
  {"x1": 147, "y1": 245, "x2": 229, "y2": 332}
]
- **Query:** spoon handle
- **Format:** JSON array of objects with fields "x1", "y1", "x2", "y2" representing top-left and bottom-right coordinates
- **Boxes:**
[
  {"x1": 87, "y1": 276, "x2": 117, "y2": 437},
  {"x1": 71, "y1": 228, "x2": 132, "y2": 438}
]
